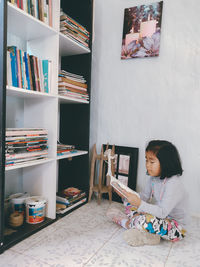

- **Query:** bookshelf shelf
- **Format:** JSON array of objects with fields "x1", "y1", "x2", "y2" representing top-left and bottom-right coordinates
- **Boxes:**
[
  {"x1": 4, "y1": 217, "x2": 55, "y2": 251},
  {"x1": 5, "y1": 158, "x2": 54, "y2": 171},
  {"x1": 7, "y1": 2, "x2": 57, "y2": 41},
  {"x1": 58, "y1": 95, "x2": 89, "y2": 104},
  {"x1": 57, "y1": 150, "x2": 88, "y2": 160},
  {"x1": 59, "y1": 32, "x2": 90, "y2": 56},
  {"x1": 6, "y1": 86, "x2": 57, "y2": 99}
]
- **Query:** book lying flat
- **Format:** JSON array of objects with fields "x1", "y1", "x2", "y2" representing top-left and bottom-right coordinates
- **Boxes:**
[
  {"x1": 56, "y1": 191, "x2": 86, "y2": 205},
  {"x1": 56, "y1": 198, "x2": 87, "y2": 214},
  {"x1": 110, "y1": 176, "x2": 140, "y2": 198}
]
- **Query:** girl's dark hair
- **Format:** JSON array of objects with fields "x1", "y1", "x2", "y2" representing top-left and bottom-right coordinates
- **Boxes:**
[{"x1": 146, "y1": 140, "x2": 183, "y2": 179}]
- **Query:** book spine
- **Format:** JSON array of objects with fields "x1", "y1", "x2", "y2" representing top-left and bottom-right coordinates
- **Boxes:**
[
  {"x1": 35, "y1": 0, "x2": 39, "y2": 19},
  {"x1": 43, "y1": 0, "x2": 47, "y2": 24},
  {"x1": 38, "y1": 0, "x2": 44, "y2": 22},
  {"x1": 6, "y1": 150, "x2": 48, "y2": 160},
  {"x1": 48, "y1": 60, "x2": 51, "y2": 93},
  {"x1": 27, "y1": 0, "x2": 31, "y2": 14},
  {"x1": 22, "y1": 51, "x2": 28, "y2": 89},
  {"x1": 59, "y1": 77, "x2": 87, "y2": 88},
  {"x1": 23, "y1": 0, "x2": 27, "y2": 12},
  {"x1": 33, "y1": 56, "x2": 38, "y2": 91},
  {"x1": 19, "y1": 50, "x2": 25, "y2": 89},
  {"x1": 29, "y1": 55, "x2": 36, "y2": 91},
  {"x1": 24, "y1": 52, "x2": 30, "y2": 90},
  {"x1": 58, "y1": 81, "x2": 87, "y2": 91},
  {"x1": 46, "y1": 0, "x2": 49, "y2": 25},
  {"x1": 42, "y1": 59, "x2": 49, "y2": 93},
  {"x1": 48, "y1": 0, "x2": 52, "y2": 27},
  {"x1": 16, "y1": 49, "x2": 21, "y2": 87},
  {"x1": 6, "y1": 131, "x2": 48, "y2": 137},
  {"x1": 38, "y1": 59, "x2": 44, "y2": 92},
  {"x1": 7, "y1": 46, "x2": 18, "y2": 87},
  {"x1": 6, "y1": 51, "x2": 12, "y2": 86},
  {"x1": 27, "y1": 54, "x2": 33, "y2": 90},
  {"x1": 31, "y1": 0, "x2": 36, "y2": 17}
]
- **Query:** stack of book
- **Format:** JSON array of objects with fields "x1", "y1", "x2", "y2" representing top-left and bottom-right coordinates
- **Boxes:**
[
  {"x1": 58, "y1": 70, "x2": 89, "y2": 102},
  {"x1": 8, "y1": 0, "x2": 53, "y2": 27},
  {"x1": 7, "y1": 46, "x2": 51, "y2": 93},
  {"x1": 56, "y1": 187, "x2": 87, "y2": 214},
  {"x1": 6, "y1": 128, "x2": 48, "y2": 167},
  {"x1": 60, "y1": 10, "x2": 90, "y2": 49},
  {"x1": 57, "y1": 143, "x2": 76, "y2": 157}
]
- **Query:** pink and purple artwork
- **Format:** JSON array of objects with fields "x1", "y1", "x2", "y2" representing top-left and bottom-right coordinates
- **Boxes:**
[{"x1": 121, "y1": 1, "x2": 163, "y2": 59}]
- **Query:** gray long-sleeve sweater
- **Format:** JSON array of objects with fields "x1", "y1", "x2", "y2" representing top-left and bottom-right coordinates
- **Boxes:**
[{"x1": 137, "y1": 175, "x2": 188, "y2": 226}]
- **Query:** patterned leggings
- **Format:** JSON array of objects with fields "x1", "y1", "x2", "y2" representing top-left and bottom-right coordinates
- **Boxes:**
[{"x1": 124, "y1": 201, "x2": 186, "y2": 241}]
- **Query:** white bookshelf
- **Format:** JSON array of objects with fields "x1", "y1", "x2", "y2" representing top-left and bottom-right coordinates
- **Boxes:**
[
  {"x1": 6, "y1": 1, "x2": 60, "y2": 222},
  {"x1": 3, "y1": 0, "x2": 92, "y2": 250}
]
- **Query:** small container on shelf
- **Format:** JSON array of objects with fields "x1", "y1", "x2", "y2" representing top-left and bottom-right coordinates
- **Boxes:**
[{"x1": 25, "y1": 196, "x2": 47, "y2": 224}]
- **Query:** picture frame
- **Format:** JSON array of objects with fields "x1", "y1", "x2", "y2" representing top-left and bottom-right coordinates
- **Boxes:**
[
  {"x1": 121, "y1": 1, "x2": 163, "y2": 59},
  {"x1": 103, "y1": 144, "x2": 139, "y2": 202}
]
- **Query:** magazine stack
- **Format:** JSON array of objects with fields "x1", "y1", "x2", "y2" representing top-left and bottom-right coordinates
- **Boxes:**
[
  {"x1": 6, "y1": 128, "x2": 48, "y2": 167},
  {"x1": 58, "y1": 70, "x2": 89, "y2": 102},
  {"x1": 60, "y1": 9, "x2": 90, "y2": 49},
  {"x1": 57, "y1": 143, "x2": 76, "y2": 157},
  {"x1": 56, "y1": 187, "x2": 87, "y2": 214}
]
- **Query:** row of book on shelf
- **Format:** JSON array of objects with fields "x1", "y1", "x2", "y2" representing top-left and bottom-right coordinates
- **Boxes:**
[
  {"x1": 8, "y1": 0, "x2": 52, "y2": 27},
  {"x1": 7, "y1": 46, "x2": 51, "y2": 93},
  {"x1": 5, "y1": 128, "x2": 83, "y2": 167},
  {"x1": 60, "y1": 9, "x2": 90, "y2": 49},
  {"x1": 58, "y1": 70, "x2": 89, "y2": 102},
  {"x1": 56, "y1": 187, "x2": 87, "y2": 214},
  {"x1": 8, "y1": 0, "x2": 90, "y2": 50},
  {"x1": 6, "y1": 46, "x2": 90, "y2": 102}
]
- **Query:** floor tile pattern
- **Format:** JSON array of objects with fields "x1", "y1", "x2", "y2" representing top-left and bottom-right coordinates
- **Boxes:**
[{"x1": 0, "y1": 199, "x2": 199, "y2": 267}]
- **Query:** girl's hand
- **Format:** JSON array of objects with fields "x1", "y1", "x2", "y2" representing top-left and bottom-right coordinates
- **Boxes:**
[
  {"x1": 121, "y1": 189, "x2": 141, "y2": 207},
  {"x1": 112, "y1": 187, "x2": 124, "y2": 198}
]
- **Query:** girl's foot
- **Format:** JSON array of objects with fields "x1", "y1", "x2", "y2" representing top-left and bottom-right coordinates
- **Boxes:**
[
  {"x1": 106, "y1": 208, "x2": 128, "y2": 227},
  {"x1": 123, "y1": 229, "x2": 160, "y2": 247}
]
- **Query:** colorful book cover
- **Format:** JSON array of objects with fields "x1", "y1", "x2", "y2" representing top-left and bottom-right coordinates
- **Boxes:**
[
  {"x1": 7, "y1": 46, "x2": 18, "y2": 87},
  {"x1": 27, "y1": 0, "x2": 31, "y2": 14},
  {"x1": 24, "y1": 52, "x2": 31, "y2": 90},
  {"x1": 16, "y1": 49, "x2": 22, "y2": 88},
  {"x1": 27, "y1": 54, "x2": 33, "y2": 90},
  {"x1": 7, "y1": 51, "x2": 12, "y2": 86},
  {"x1": 48, "y1": 0, "x2": 52, "y2": 26},
  {"x1": 42, "y1": 59, "x2": 49, "y2": 93},
  {"x1": 19, "y1": 50, "x2": 25, "y2": 89},
  {"x1": 29, "y1": 55, "x2": 36, "y2": 91}
]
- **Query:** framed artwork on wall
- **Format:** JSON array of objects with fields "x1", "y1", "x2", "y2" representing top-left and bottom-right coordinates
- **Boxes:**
[
  {"x1": 121, "y1": 1, "x2": 163, "y2": 59},
  {"x1": 103, "y1": 144, "x2": 139, "y2": 203}
]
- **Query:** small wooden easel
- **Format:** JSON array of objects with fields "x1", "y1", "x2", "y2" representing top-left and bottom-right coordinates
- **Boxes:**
[{"x1": 88, "y1": 144, "x2": 115, "y2": 204}]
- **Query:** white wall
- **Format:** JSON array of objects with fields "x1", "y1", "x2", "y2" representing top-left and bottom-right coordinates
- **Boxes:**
[{"x1": 90, "y1": 0, "x2": 200, "y2": 216}]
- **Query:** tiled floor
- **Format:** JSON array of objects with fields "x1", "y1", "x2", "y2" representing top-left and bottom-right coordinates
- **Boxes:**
[{"x1": 0, "y1": 199, "x2": 200, "y2": 267}]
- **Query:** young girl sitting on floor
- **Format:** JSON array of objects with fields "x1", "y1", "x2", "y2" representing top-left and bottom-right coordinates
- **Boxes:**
[{"x1": 107, "y1": 140, "x2": 188, "y2": 246}]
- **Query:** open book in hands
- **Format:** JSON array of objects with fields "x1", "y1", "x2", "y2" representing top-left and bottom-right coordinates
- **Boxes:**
[{"x1": 110, "y1": 176, "x2": 140, "y2": 198}]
